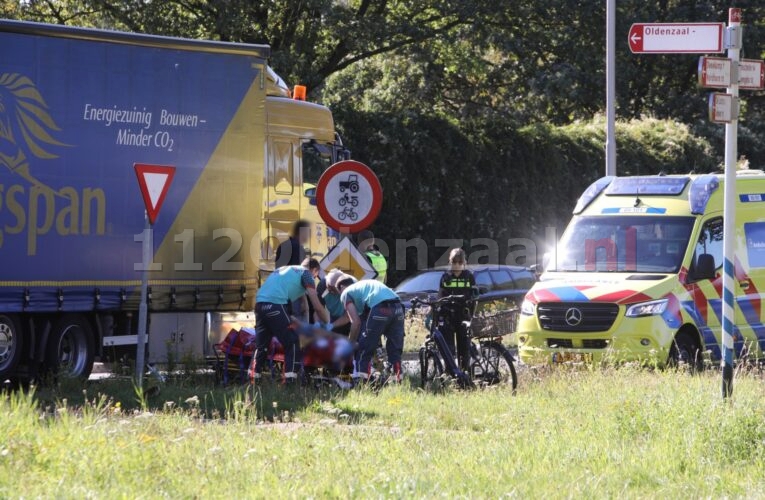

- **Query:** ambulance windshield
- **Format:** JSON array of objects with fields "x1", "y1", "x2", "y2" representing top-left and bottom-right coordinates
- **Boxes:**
[{"x1": 550, "y1": 216, "x2": 695, "y2": 273}]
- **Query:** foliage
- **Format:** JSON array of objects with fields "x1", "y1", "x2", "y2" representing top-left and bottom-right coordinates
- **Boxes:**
[
  {"x1": 4, "y1": 0, "x2": 763, "y2": 279},
  {"x1": 3, "y1": 369, "x2": 765, "y2": 497},
  {"x1": 335, "y1": 108, "x2": 716, "y2": 281}
]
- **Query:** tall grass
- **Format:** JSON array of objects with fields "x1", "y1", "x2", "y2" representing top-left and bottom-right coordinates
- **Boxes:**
[{"x1": 2, "y1": 368, "x2": 765, "y2": 498}]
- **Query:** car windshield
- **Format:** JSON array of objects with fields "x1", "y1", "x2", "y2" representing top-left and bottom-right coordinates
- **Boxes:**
[
  {"x1": 549, "y1": 215, "x2": 695, "y2": 273},
  {"x1": 394, "y1": 271, "x2": 442, "y2": 294}
]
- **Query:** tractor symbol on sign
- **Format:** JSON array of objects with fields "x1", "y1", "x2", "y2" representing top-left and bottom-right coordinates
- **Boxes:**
[{"x1": 339, "y1": 174, "x2": 359, "y2": 193}]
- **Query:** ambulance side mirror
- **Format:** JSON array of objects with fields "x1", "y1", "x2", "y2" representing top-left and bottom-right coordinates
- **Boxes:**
[{"x1": 695, "y1": 254, "x2": 716, "y2": 281}]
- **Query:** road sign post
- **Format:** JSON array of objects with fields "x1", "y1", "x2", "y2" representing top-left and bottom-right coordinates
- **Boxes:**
[
  {"x1": 631, "y1": 9, "x2": 764, "y2": 398},
  {"x1": 720, "y1": 8, "x2": 741, "y2": 398},
  {"x1": 605, "y1": 0, "x2": 616, "y2": 177},
  {"x1": 133, "y1": 164, "x2": 175, "y2": 386}
]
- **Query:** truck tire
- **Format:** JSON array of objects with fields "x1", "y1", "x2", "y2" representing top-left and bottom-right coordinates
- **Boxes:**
[
  {"x1": 46, "y1": 315, "x2": 95, "y2": 379},
  {"x1": 0, "y1": 314, "x2": 24, "y2": 381}
]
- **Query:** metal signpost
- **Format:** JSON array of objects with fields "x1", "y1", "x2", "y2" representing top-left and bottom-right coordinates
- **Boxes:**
[
  {"x1": 605, "y1": 0, "x2": 616, "y2": 176},
  {"x1": 630, "y1": 9, "x2": 764, "y2": 398},
  {"x1": 133, "y1": 163, "x2": 176, "y2": 386},
  {"x1": 720, "y1": 9, "x2": 741, "y2": 398}
]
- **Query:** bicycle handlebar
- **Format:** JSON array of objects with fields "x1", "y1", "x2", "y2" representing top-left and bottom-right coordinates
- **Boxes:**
[{"x1": 410, "y1": 295, "x2": 468, "y2": 308}]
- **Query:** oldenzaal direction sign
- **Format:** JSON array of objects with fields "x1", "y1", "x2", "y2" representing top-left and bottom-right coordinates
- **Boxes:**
[
  {"x1": 628, "y1": 23, "x2": 724, "y2": 54},
  {"x1": 316, "y1": 160, "x2": 383, "y2": 233}
]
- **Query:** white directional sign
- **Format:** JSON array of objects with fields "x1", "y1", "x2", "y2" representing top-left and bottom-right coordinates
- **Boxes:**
[
  {"x1": 628, "y1": 23, "x2": 724, "y2": 54},
  {"x1": 708, "y1": 93, "x2": 737, "y2": 123},
  {"x1": 698, "y1": 57, "x2": 732, "y2": 88},
  {"x1": 739, "y1": 59, "x2": 765, "y2": 90}
]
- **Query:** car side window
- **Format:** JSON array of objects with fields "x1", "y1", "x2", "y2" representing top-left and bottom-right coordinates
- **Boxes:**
[
  {"x1": 395, "y1": 272, "x2": 441, "y2": 293},
  {"x1": 489, "y1": 270, "x2": 514, "y2": 290},
  {"x1": 474, "y1": 271, "x2": 493, "y2": 291},
  {"x1": 510, "y1": 270, "x2": 536, "y2": 290},
  {"x1": 691, "y1": 218, "x2": 723, "y2": 275}
]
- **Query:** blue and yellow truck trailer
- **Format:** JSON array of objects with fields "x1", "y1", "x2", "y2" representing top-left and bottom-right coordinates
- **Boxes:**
[
  {"x1": 0, "y1": 20, "x2": 345, "y2": 380},
  {"x1": 518, "y1": 171, "x2": 765, "y2": 368}
]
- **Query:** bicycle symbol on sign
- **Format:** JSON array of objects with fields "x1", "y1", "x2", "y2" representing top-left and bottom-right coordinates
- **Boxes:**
[{"x1": 337, "y1": 206, "x2": 358, "y2": 221}]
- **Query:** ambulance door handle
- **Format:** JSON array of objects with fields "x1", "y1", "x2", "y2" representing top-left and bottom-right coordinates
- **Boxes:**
[{"x1": 739, "y1": 279, "x2": 751, "y2": 291}]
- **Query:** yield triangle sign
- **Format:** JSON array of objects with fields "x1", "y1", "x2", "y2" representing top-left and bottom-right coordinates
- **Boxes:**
[{"x1": 134, "y1": 163, "x2": 176, "y2": 224}]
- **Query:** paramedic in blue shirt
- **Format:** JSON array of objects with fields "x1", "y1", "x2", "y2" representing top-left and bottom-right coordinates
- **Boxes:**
[
  {"x1": 250, "y1": 258, "x2": 329, "y2": 383},
  {"x1": 337, "y1": 276, "x2": 404, "y2": 381},
  {"x1": 316, "y1": 269, "x2": 356, "y2": 336}
]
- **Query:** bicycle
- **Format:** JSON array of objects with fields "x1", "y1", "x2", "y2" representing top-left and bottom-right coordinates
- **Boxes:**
[{"x1": 411, "y1": 296, "x2": 518, "y2": 392}]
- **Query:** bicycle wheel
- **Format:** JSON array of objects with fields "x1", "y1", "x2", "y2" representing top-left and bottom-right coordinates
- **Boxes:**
[
  {"x1": 473, "y1": 341, "x2": 517, "y2": 392},
  {"x1": 419, "y1": 345, "x2": 443, "y2": 389}
]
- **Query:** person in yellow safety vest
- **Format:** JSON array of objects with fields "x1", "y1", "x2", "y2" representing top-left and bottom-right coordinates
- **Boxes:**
[
  {"x1": 439, "y1": 248, "x2": 476, "y2": 372},
  {"x1": 357, "y1": 229, "x2": 387, "y2": 283}
]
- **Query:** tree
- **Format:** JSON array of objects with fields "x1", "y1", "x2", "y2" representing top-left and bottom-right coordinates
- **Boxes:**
[{"x1": 10, "y1": 0, "x2": 497, "y2": 93}]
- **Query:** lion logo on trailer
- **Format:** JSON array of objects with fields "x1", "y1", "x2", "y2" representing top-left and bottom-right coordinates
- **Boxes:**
[{"x1": 0, "y1": 73, "x2": 69, "y2": 193}]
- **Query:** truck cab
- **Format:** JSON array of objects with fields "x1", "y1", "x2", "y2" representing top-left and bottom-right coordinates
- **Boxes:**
[{"x1": 518, "y1": 171, "x2": 765, "y2": 367}]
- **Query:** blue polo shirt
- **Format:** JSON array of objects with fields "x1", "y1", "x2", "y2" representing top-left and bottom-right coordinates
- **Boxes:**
[
  {"x1": 256, "y1": 266, "x2": 315, "y2": 304},
  {"x1": 317, "y1": 279, "x2": 346, "y2": 320},
  {"x1": 340, "y1": 279, "x2": 398, "y2": 313}
]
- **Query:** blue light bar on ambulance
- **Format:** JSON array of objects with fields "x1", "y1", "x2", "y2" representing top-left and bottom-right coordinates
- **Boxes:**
[
  {"x1": 572, "y1": 176, "x2": 615, "y2": 214},
  {"x1": 605, "y1": 176, "x2": 690, "y2": 196},
  {"x1": 688, "y1": 174, "x2": 720, "y2": 214}
]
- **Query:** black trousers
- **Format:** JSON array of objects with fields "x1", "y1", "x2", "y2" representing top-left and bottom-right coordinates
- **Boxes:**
[{"x1": 440, "y1": 311, "x2": 471, "y2": 372}]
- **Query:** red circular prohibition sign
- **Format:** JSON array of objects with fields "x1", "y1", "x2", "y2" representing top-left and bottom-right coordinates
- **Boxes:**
[{"x1": 316, "y1": 160, "x2": 383, "y2": 233}]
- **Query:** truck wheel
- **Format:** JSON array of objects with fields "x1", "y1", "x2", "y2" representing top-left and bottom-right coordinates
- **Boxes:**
[
  {"x1": 46, "y1": 315, "x2": 95, "y2": 379},
  {"x1": 0, "y1": 314, "x2": 24, "y2": 380},
  {"x1": 668, "y1": 332, "x2": 703, "y2": 373}
]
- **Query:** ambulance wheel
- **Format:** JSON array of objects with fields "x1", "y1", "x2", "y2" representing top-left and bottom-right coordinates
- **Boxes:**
[
  {"x1": 668, "y1": 332, "x2": 702, "y2": 373},
  {"x1": 46, "y1": 315, "x2": 95, "y2": 379},
  {"x1": 0, "y1": 314, "x2": 24, "y2": 381}
]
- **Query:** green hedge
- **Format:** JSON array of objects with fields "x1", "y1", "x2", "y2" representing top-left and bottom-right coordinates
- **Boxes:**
[{"x1": 333, "y1": 111, "x2": 718, "y2": 283}]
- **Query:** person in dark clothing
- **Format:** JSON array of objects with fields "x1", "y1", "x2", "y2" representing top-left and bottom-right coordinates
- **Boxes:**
[
  {"x1": 275, "y1": 220, "x2": 310, "y2": 268},
  {"x1": 439, "y1": 248, "x2": 476, "y2": 372},
  {"x1": 275, "y1": 220, "x2": 311, "y2": 318}
]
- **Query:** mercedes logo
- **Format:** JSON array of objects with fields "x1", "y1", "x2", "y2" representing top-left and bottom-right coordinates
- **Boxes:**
[{"x1": 565, "y1": 307, "x2": 583, "y2": 326}]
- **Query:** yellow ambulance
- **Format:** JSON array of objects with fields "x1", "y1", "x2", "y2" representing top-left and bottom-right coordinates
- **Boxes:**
[{"x1": 518, "y1": 171, "x2": 765, "y2": 367}]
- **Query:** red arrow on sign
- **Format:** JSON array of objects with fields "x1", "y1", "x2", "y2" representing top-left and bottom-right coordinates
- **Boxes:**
[
  {"x1": 628, "y1": 25, "x2": 643, "y2": 53},
  {"x1": 134, "y1": 163, "x2": 176, "y2": 224}
]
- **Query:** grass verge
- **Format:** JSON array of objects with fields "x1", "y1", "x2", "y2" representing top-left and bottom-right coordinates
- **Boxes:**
[{"x1": 2, "y1": 367, "x2": 765, "y2": 497}]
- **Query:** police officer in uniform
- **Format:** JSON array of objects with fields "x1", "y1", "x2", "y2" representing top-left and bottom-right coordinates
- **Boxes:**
[
  {"x1": 358, "y1": 230, "x2": 387, "y2": 284},
  {"x1": 439, "y1": 248, "x2": 476, "y2": 372}
]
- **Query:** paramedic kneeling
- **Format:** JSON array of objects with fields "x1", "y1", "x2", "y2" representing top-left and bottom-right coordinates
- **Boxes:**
[
  {"x1": 337, "y1": 276, "x2": 404, "y2": 381},
  {"x1": 250, "y1": 259, "x2": 329, "y2": 383}
]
